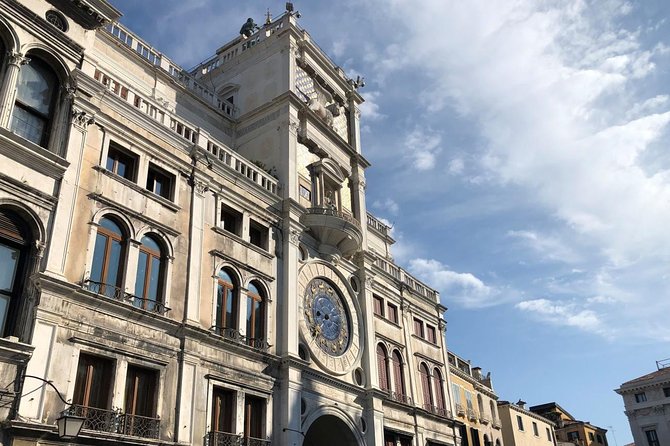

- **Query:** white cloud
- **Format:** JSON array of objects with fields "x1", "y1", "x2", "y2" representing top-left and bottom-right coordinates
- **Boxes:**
[
  {"x1": 507, "y1": 230, "x2": 581, "y2": 264},
  {"x1": 408, "y1": 258, "x2": 510, "y2": 309},
  {"x1": 372, "y1": 198, "x2": 400, "y2": 215},
  {"x1": 516, "y1": 298, "x2": 605, "y2": 334},
  {"x1": 448, "y1": 158, "x2": 465, "y2": 175},
  {"x1": 404, "y1": 127, "x2": 442, "y2": 171},
  {"x1": 359, "y1": 91, "x2": 385, "y2": 121}
]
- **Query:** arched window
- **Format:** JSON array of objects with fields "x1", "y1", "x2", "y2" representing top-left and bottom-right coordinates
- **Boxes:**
[
  {"x1": 134, "y1": 234, "x2": 165, "y2": 312},
  {"x1": 10, "y1": 56, "x2": 58, "y2": 147},
  {"x1": 477, "y1": 393, "x2": 485, "y2": 416},
  {"x1": 391, "y1": 350, "x2": 406, "y2": 398},
  {"x1": 419, "y1": 363, "x2": 433, "y2": 410},
  {"x1": 216, "y1": 269, "x2": 238, "y2": 333},
  {"x1": 89, "y1": 217, "x2": 126, "y2": 298},
  {"x1": 433, "y1": 368, "x2": 446, "y2": 412},
  {"x1": 246, "y1": 281, "x2": 265, "y2": 346},
  {"x1": 376, "y1": 344, "x2": 390, "y2": 392},
  {"x1": 490, "y1": 400, "x2": 497, "y2": 421},
  {"x1": 0, "y1": 208, "x2": 32, "y2": 336},
  {"x1": 483, "y1": 434, "x2": 492, "y2": 446}
]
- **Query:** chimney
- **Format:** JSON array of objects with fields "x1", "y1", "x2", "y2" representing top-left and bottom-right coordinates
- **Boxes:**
[
  {"x1": 516, "y1": 399, "x2": 526, "y2": 409},
  {"x1": 472, "y1": 367, "x2": 483, "y2": 380}
]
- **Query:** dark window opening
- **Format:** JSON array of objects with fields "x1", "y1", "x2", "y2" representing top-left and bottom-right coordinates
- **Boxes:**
[
  {"x1": 212, "y1": 387, "x2": 234, "y2": 433},
  {"x1": 244, "y1": 395, "x2": 265, "y2": 440},
  {"x1": 73, "y1": 353, "x2": 114, "y2": 409},
  {"x1": 0, "y1": 209, "x2": 32, "y2": 337},
  {"x1": 249, "y1": 219, "x2": 268, "y2": 250},
  {"x1": 220, "y1": 204, "x2": 242, "y2": 235},
  {"x1": 146, "y1": 164, "x2": 174, "y2": 200},
  {"x1": 106, "y1": 144, "x2": 138, "y2": 181}
]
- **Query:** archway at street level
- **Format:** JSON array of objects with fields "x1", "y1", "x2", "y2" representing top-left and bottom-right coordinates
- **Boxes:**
[{"x1": 303, "y1": 414, "x2": 360, "y2": 446}]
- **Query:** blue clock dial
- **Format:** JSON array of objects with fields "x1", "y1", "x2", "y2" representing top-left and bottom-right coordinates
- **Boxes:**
[{"x1": 304, "y1": 278, "x2": 350, "y2": 356}]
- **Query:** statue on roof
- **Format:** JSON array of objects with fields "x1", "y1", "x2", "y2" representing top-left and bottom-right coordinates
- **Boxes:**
[{"x1": 240, "y1": 18, "x2": 257, "y2": 38}]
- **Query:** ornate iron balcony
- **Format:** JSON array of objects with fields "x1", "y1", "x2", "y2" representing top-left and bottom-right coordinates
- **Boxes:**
[
  {"x1": 211, "y1": 326, "x2": 270, "y2": 352},
  {"x1": 65, "y1": 405, "x2": 160, "y2": 439},
  {"x1": 205, "y1": 431, "x2": 242, "y2": 446},
  {"x1": 389, "y1": 391, "x2": 412, "y2": 405},
  {"x1": 244, "y1": 437, "x2": 271, "y2": 446},
  {"x1": 83, "y1": 280, "x2": 170, "y2": 315}
]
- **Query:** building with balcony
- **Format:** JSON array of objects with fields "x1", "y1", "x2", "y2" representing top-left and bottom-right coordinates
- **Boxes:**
[
  {"x1": 529, "y1": 402, "x2": 608, "y2": 446},
  {"x1": 448, "y1": 352, "x2": 503, "y2": 446},
  {"x1": 615, "y1": 359, "x2": 670, "y2": 446},
  {"x1": 0, "y1": 1, "x2": 460, "y2": 445},
  {"x1": 498, "y1": 400, "x2": 555, "y2": 446}
]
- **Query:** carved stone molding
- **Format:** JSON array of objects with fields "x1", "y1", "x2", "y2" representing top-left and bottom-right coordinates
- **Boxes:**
[
  {"x1": 71, "y1": 107, "x2": 95, "y2": 129},
  {"x1": 289, "y1": 228, "x2": 301, "y2": 246},
  {"x1": 7, "y1": 51, "x2": 30, "y2": 67}
]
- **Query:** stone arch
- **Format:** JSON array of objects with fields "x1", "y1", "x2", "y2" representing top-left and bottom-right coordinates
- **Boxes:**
[
  {"x1": 91, "y1": 207, "x2": 136, "y2": 240},
  {"x1": 136, "y1": 225, "x2": 175, "y2": 259},
  {"x1": 302, "y1": 406, "x2": 365, "y2": 446},
  {"x1": 20, "y1": 43, "x2": 71, "y2": 84},
  {"x1": 0, "y1": 15, "x2": 20, "y2": 53},
  {"x1": 0, "y1": 199, "x2": 45, "y2": 243}
]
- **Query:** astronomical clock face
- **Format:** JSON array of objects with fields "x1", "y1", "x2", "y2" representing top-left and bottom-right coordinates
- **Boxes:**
[
  {"x1": 304, "y1": 278, "x2": 350, "y2": 356},
  {"x1": 298, "y1": 262, "x2": 362, "y2": 375}
]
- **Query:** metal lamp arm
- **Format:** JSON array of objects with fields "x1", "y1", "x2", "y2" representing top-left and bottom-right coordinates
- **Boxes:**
[{"x1": 23, "y1": 374, "x2": 70, "y2": 405}]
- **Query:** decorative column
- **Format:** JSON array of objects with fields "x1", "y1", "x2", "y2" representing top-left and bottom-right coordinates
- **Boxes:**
[{"x1": 0, "y1": 51, "x2": 29, "y2": 127}]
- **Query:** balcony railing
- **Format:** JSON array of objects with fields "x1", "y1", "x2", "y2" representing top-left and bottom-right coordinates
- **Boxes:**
[
  {"x1": 245, "y1": 437, "x2": 271, "y2": 446},
  {"x1": 389, "y1": 391, "x2": 412, "y2": 405},
  {"x1": 423, "y1": 404, "x2": 452, "y2": 418},
  {"x1": 211, "y1": 326, "x2": 270, "y2": 352},
  {"x1": 467, "y1": 408, "x2": 477, "y2": 421},
  {"x1": 304, "y1": 206, "x2": 361, "y2": 228},
  {"x1": 83, "y1": 280, "x2": 170, "y2": 315},
  {"x1": 65, "y1": 405, "x2": 160, "y2": 440},
  {"x1": 205, "y1": 431, "x2": 242, "y2": 446}
]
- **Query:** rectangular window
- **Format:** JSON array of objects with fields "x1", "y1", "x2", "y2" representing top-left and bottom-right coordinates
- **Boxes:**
[
  {"x1": 73, "y1": 353, "x2": 114, "y2": 408},
  {"x1": 387, "y1": 303, "x2": 398, "y2": 323},
  {"x1": 299, "y1": 184, "x2": 311, "y2": 201},
  {"x1": 532, "y1": 422, "x2": 539, "y2": 436},
  {"x1": 568, "y1": 431, "x2": 580, "y2": 441},
  {"x1": 212, "y1": 387, "x2": 234, "y2": 433},
  {"x1": 546, "y1": 427, "x2": 552, "y2": 441},
  {"x1": 589, "y1": 432, "x2": 595, "y2": 441},
  {"x1": 146, "y1": 164, "x2": 174, "y2": 200},
  {"x1": 465, "y1": 390, "x2": 473, "y2": 410},
  {"x1": 373, "y1": 295, "x2": 384, "y2": 316},
  {"x1": 106, "y1": 143, "x2": 137, "y2": 181},
  {"x1": 249, "y1": 219, "x2": 268, "y2": 250},
  {"x1": 597, "y1": 434, "x2": 603, "y2": 444},
  {"x1": 664, "y1": 387, "x2": 670, "y2": 398},
  {"x1": 635, "y1": 392, "x2": 647, "y2": 403},
  {"x1": 123, "y1": 365, "x2": 158, "y2": 437},
  {"x1": 645, "y1": 430, "x2": 659, "y2": 446},
  {"x1": 220, "y1": 204, "x2": 242, "y2": 236},
  {"x1": 414, "y1": 318, "x2": 424, "y2": 338},
  {"x1": 244, "y1": 395, "x2": 265, "y2": 440},
  {"x1": 517, "y1": 415, "x2": 524, "y2": 431},
  {"x1": 426, "y1": 325, "x2": 437, "y2": 344}
]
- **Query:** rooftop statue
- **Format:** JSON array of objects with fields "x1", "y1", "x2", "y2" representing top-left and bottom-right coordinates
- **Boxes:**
[{"x1": 240, "y1": 18, "x2": 257, "y2": 38}]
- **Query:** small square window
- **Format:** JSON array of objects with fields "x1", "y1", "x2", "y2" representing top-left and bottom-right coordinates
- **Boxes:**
[
  {"x1": 596, "y1": 434, "x2": 603, "y2": 444},
  {"x1": 146, "y1": 164, "x2": 175, "y2": 200},
  {"x1": 567, "y1": 431, "x2": 580, "y2": 441},
  {"x1": 664, "y1": 387, "x2": 670, "y2": 398},
  {"x1": 373, "y1": 295, "x2": 384, "y2": 317},
  {"x1": 249, "y1": 219, "x2": 268, "y2": 250},
  {"x1": 635, "y1": 392, "x2": 647, "y2": 403},
  {"x1": 413, "y1": 318, "x2": 424, "y2": 338},
  {"x1": 106, "y1": 143, "x2": 137, "y2": 181},
  {"x1": 426, "y1": 325, "x2": 437, "y2": 344},
  {"x1": 299, "y1": 184, "x2": 311, "y2": 201},
  {"x1": 387, "y1": 303, "x2": 398, "y2": 323},
  {"x1": 220, "y1": 204, "x2": 242, "y2": 236}
]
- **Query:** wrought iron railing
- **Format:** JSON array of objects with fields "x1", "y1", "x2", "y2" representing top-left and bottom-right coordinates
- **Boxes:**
[
  {"x1": 389, "y1": 391, "x2": 412, "y2": 405},
  {"x1": 211, "y1": 326, "x2": 270, "y2": 352},
  {"x1": 65, "y1": 405, "x2": 159, "y2": 439},
  {"x1": 83, "y1": 280, "x2": 170, "y2": 315},
  {"x1": 424, "y1": 404, "x2": 452, "y2": 418},
  {"x1": 205, "y1": 431, "x2": 242, "y2": 446},
  {"x1": 244, "y1": 437, "x2": 271, "y2": 446},
  {"x1": 120, "y1": 412, "x2": 160, "y2": 439}
]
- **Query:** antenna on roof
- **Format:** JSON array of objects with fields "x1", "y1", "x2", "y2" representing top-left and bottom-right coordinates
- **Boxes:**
[{"x1": 265, "y1": 8, "x2": 272, "y2": 25}]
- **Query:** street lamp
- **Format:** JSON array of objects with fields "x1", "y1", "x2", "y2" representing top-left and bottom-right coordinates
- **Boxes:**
[{"x1": 23, "y1": 375, "x2": 85, "y2": 439}]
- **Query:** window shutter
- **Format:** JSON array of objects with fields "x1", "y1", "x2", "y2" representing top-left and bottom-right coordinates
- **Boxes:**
[
  {"x1": 392, "y1": 351, "x2": 405, "y2": 395},
  {"x1": 0, "y1": 210, "x2": 27, "y2": 243},
  {"x1": 377, "y1": 345, "x2": 389, "y2": 391}
]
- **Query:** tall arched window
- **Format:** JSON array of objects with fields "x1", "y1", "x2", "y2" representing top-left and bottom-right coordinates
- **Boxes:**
[
  {"x1": 477, "y1": 394, "x2": 485, "y2": 418},
  {"x1": 490, "y1": 400, "x2": 497, "y2": 421},
  {"x1": 433, "y1": 368, "x2": 446, "y2": 413},
  {"x1": 376, "y1": 344, "x2": 390, "y2": 392},
  {"x1": 10, "y1": 56, "x2": 58, "y2": 147},
  {"x1": 246, "y1": 281, "x2": 265, "y2": 347},
  {"x1": 134, "y1": 234, "x2": 165, "y2": 312},
  {"x1": 419, "y1": 363, "x2": 433, "y2": 411},
  {"x1": 0, "y1": 208, "x2": 31, "y2": 337},
  {"x1": 89, "y1": 217, "x2": 126, "y2": 298},
  {"x1": 216, "y1": 269, "x2": 238, "y2": 334},
  {"x1": 391, "y1": 350, "x2": 406, "y2": 398}
]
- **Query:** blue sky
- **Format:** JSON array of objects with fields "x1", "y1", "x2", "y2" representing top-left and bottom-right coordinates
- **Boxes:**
[{"x1": 108, "y1": 1, "x2": 670, "y2": 443}]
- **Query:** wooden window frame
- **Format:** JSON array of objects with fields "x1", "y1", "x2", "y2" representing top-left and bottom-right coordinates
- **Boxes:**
[
  {"x1": 135, "y1": 236, "x2": 164, "y2": 309},
  {"x1": 246, "y1": 283, "x2": 265, "y2": 345},
  {"x1": 106, "y1": 143, "x2": 138, "y2": 181},
  {"x1": 244, "y1": 395, "x2": 265, "y2": 440},
  {"x1": 391, "y1": 350, "x2": 406, "y2": 397},
  {"x1": 376, "y1": 344, "x2": 390, "y2": 392},
  {"x1": 72, "y1": 353, "x2": 114, "y2": 409},
  {"x1": 426, "y1": 324, "x2": 437, "y2": 344},
  {"x1": 216, "y1": 270, "x2": 238, "y2": 330},
  {"x1": 419, "y1": 363, "x2": 433, "y2": 409},
  {"x1": 93, "y1": 218, "x2": 126, "y2": 292},
  {"x1": 387, "y1": 302, "x2": 398, "y2": 323},
  {"x1": 212, "y1": 387, "x2": 235, "y2": 433},
  {"x1": 373, "y1": 295, "x2": 384, "y2": 317},
  {"x1": 433, "y1": 368, "x2": 445, "y2": 410},
  {"x1": 414, "y1": 318, "x2": 424, "y2": 338},
  {"x1": 146, "y1": 163, "x2": 175, "y2": 200}
]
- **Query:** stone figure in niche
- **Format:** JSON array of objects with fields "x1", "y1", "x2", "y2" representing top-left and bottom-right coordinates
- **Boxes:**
[
  {"x1": 307, "y1": 83, "x2": 341, "y2": 128},
  {"x1": 240, "y1": 18, "x2": 257, "y2": 38}
]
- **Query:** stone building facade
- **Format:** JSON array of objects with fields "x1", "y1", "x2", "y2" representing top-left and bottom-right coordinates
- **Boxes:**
[
  {"x1": 0, "y1": 1, "x2": 460, "y2": 445},
  {"x1": 616, "y1": 361, "x2": 670, "y2": 446},
  {"x1": 529, "y1": 402, "x2": 607, "y2": 446},
  {"x1": 497, "y1": 401, "x2": 555, "y2": 446},
  {"x1": 448, "y1": 352, "x2": 503, "y2": 446}
]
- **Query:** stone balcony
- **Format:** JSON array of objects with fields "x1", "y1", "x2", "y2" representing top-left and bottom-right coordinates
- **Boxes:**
[{"x1": 300, "y1": 206, "x2": 362, "y2": 258}]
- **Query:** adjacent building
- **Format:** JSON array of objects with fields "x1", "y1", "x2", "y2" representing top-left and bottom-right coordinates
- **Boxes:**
[
  {"x1": 448, "y1": 352, "x2": 503, "y2": 446},
  {"x1": 616, "y1": 360, "x2": 670, "y2": 446},
  {"x1": 0, "y1": 0, "x2": 461, "y2": 445},
  {"x1": 530, "y1": 402, "x2": 607, "y2": 446},
  {"x1": 498, "y1": 400, "x2": 555, "y2": 446}
]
